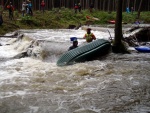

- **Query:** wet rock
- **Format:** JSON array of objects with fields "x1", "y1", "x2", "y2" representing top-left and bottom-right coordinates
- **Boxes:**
[
  {"x1": 123, "y1": 26, "x2": 150, "y2": 47},
  {"x1": 31, "y1": 46, "x2": 43, "y2": 59},
  {"x1": 75, "y1": 23, "x2": 81, "y2": 30},
  {"x1": 85, "y1": 20, "x2": 94, "y2": 25},
  {"x1": 68, "y1": 25, "x2": 76, "y2": 29},
  {"x1": 12, "y1": 51, "x2": 28, "y2": 59}
]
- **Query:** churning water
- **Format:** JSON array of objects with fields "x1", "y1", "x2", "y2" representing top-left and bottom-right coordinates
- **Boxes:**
[{"x1": 0, "y1": 27, "x2": 150, "y2": 113}]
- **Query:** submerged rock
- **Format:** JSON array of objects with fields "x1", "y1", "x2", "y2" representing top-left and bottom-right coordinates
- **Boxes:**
[{"x1": 12, "y1": 51, "x2": 28, "y2": 59}]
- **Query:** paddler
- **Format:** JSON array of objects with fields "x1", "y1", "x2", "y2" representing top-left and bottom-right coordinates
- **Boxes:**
[
  {"x1": 83, "y1": 28, "x2": 96, "y2": 43},
  {"x1": 68, "y1": 39, "x2": 78, "y2": 51}
]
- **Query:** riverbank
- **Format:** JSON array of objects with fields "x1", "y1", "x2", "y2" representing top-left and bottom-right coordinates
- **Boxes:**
[{"x1": 0, "y1": 9, "x2": 150, "y2": 35}]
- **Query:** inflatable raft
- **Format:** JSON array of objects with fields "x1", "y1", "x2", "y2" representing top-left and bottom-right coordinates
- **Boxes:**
[
  {"x1": 108, "y1": 20, "x2": 127, "y2": 24},
  {"x1": 108, "y1": 20, "x2": 115, "y2": 24},
  {"x1": 135, "y1": 46, "x2": 150, "y2": 53},
  {"x1": 57, "y1": 39, "x2": 111, "y2": 66}
]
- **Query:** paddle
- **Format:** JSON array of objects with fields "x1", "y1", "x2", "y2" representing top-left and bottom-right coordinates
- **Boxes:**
[
  {"x1": 76, "y1": 37, "x2": 84, "y2": 39},
  {"x1": 70, "y1": 37, "x2": 84, "y2": 41},
  {"x1": 107, "y1": 29, "x2": 113, "y2": 40}
]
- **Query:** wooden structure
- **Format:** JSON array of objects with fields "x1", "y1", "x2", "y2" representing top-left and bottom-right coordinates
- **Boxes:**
[{"x1": 123, "y1": 25, "x2": 150, "y2": 47}]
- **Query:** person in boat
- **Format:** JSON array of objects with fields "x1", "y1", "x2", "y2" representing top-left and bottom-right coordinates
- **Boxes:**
[
  {"x1": 83, "y1": 28, "x2": 96, "y2": 43},
  {"x1": 68, "y1": 40, "x2": 78, "y2": 51}
]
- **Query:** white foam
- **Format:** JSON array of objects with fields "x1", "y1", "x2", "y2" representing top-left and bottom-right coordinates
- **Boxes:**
[{"x1": 0, "y1": 45, "x2": 19, "y2": 58}]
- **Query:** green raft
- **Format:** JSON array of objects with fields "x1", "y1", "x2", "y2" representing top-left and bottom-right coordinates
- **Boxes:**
[{"x1": 57, "y1": 39, "x2": 111, "y2": 66}]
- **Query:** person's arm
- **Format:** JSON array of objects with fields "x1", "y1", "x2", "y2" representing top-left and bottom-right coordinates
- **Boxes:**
[
  {"x1": 68, "y1": 46, "x2": 72, "y2": 51},
  {"x1": 83, "y1": 34, "x2": 86, "y2": 39},
  {"x1": 68, "y1": 47, "x2": 71, "y2": 51},
  {"x1": 92, "y1": 33, "x2": 96, "y2": 40}
]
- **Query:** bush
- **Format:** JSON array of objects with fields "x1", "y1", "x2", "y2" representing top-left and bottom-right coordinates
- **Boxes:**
[
  {"x1": 20, "y1": 16, "x2": 41, "y2": 27},
  {"x1": 0, "y1": 9, "x2": 149, "y2": 35}
]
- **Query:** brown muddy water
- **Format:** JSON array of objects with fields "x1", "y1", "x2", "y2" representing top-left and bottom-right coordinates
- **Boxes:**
[{"x1": 0, "y1": 29, "x2": 150, "y2": 113}]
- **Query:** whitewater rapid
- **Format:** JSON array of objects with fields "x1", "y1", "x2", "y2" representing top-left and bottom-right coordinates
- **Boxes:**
[{"x1": 0, "y1": 28, "x2": 150, "y2": 113}]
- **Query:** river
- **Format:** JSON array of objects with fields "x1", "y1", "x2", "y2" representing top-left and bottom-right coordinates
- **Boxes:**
[{"x1": 0, "y1": 27, "x2": 150, "y2": 113}]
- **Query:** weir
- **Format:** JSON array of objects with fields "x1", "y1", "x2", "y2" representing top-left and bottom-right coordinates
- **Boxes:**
[
  {"x1": 0, "y1": 24, "x2": 149, "y2": 60},
  {"x1": 123, "y1": 25, "x2": 150, "y2": 46}
]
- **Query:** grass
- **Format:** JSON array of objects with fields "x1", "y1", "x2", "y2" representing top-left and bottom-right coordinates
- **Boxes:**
[{"x1": 0, "y1": 8, "x2": 150, "y2": 35}]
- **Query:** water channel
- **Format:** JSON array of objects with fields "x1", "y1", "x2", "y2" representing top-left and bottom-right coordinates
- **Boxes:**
[{"x1": 0, "y1": 26, "x2": 150, "y2": 113}]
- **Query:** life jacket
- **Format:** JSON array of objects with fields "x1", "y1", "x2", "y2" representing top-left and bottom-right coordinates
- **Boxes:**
[
  {"x1": 41, "y1": 2, "x2": 45, "y2": 7},
  {"x1": 85, "y1": 33, "x2": 94, "y2": 42},
  {"x1": 7, "y1": 5, "x2": 14, "y2": 11},
  {"x1": 74, "y1": 5, "x2": 78, "y2": 9},
  {"x1": 7, "y1": 5, "x2": 10, "y2": 9}
]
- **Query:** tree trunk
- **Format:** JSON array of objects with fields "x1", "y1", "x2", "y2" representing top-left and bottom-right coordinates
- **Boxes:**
[
  {"x1": 0, "y1": 0, "x2": 9, "y2": 14},
  {"x1": 94, "y1": 0, "x2": 98, "y2": 10},
  {"x1": 134, "y1": 0, "x2": 136, "y2": 11},
  {"x1": 137, "y1": 0, "x2": 143, "y2": 19},
  {"x1": 52, "y1": 0, "x2": 54, "y2": 9},
  {"x1": 0, "y1": 0, "x2": 9, "y2": 26},
  {"x1": 122, "y1": 0, "x2": 125, "y2": 11},
  {"x1": 102, "y1": 0, "x2": 105, "y2": 11},
  {"x1": 0, "y1": 14, "x2": 3, "y2": 25},
  {"x1": 113, "y1": 0, "x2": 129, "y2": 53},
  {"x1": 114, "y1": 0, "x2": 122, "y2": 45},
  {"x1": 128, "y1": 0, "x2": 130, "y2": 8},
  {"x1": 148, "y1": 0, "x2": 150, "y2": 11},
  {"x1": 107, "y1": 0, "x2": 111, "y2": 13}
]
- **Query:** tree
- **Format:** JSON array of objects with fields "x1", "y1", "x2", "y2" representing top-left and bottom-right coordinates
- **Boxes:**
[
  {"x1": 0, "y1": 11, "x2": 3, "y2": 25},
  {"x1": 0, "y1": 0, "x2": 9, "y2": 25},
  {"x1": 112, "y1": 0, "x2": 129, "y2": 53},
  {"x1": 137, "y1": 0, "x2": 143, "y2": 19},
  {"x1": 107, "y1": 0, "x2": 111, "y2": 13}
]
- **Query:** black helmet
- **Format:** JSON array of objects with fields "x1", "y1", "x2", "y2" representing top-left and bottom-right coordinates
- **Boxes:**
[{"x1": 87, "y1": 28, "x2": 91, "y2": 31}]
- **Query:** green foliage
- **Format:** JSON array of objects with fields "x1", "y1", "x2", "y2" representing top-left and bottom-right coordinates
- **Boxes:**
[
  {"x1": 122, "y1": 11, "x2": 150, "y2": 23},
  {"x1": 0, "y1": 5, "x2": 2, "y2": 11},
  {"x1": 21, "y1": 16, "x2": 32, "y2": 21},
  {"x1": 0, "y1": 22, "x2": 19, "y2": 34},
  {"x1": 140, "y1": 12, "x2": 150, "y2": 23},
  {"x1": 14, "y1": 11, "x2": 19, "y2": 18},
  {"x1": 0, "y1": 8, "x2": 150, "y2": 35},
  {"x1": 122, "y1": 12, "x2": 135, "y2": 23},
  {"x1": 20, "y1": 16, "x2": 41, "y2": 27}
]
